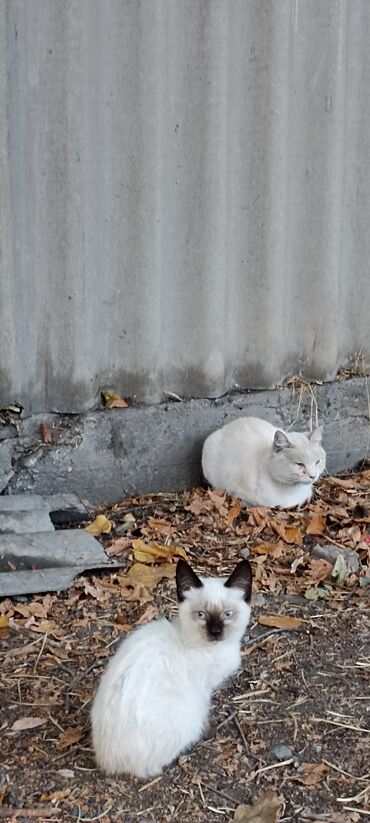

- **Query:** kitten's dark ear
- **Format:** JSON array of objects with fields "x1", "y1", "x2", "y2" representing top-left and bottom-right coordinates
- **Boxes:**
[
  {"x1": 176, "y1": 559, "x2": 203, "y2": 602},
  {"x1": 308, "y1": 425, "x2": 323, "y2": 444},
  {"x1": 224, "y1": 560, "x2": 252, "y2": 603},
  {"x1": 273, "y1": 430, "x2": 291, "y2": 452}
]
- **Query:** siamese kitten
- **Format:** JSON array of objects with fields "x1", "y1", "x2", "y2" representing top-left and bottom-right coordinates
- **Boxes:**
[
  {"x1": 202, "y1": 416, "x2": 326, "y2": 508},
  {"x1": 91, "y1": 558, "x2": 252, "y2": 778}
]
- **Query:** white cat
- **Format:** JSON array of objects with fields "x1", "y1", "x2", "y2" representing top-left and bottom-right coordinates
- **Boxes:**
[
  {"x1": 202, "y1": 416, "x2": 326, "y2": 508},
  {"x1": 91, "y1": 558, "x2": 252, "y2": 778}
]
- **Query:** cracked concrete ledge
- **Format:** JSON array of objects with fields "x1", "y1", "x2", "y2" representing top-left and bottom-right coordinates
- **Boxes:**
[{"x1": 0, "y1": 378, "x2": 369, "y2": 505}]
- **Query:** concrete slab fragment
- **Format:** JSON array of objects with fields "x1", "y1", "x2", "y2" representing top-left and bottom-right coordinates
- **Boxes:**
[
  {"x1": 0, "y1": 510, "x2": 54, "y2": 534},
  {"x1": 0, "y1": 530, "x2": 118, "y2": 596}
]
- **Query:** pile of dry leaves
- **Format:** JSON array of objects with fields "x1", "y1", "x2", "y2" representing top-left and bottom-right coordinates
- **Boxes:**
[{"x1": 0, "y1": 469, "x2": 369, "y2": 822}]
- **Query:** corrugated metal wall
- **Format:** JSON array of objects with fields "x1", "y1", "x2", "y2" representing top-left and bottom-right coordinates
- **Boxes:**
[{"x1": 0, "y1": 0, "x2": 369, "y2": 413}]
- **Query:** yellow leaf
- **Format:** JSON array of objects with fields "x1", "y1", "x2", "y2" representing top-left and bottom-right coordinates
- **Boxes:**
[
  {"x1": 0, "y1": 616, "x2": 8, "y2": 628},
  {"x1": 101, "y1": 391, "x2": 128, "y2": 409},
  {"x1": 120, "y1": 562, "x2": 176, "y2": 589},
  {"x1": 132, "y1": 539, "x2": 189, "y2": 565},
  {"x1": 258, "y1": 614, "x2": 303, "y2": 629},
  {"x1": 85, "y1": 514, "x2": 113, "y2": 536}
]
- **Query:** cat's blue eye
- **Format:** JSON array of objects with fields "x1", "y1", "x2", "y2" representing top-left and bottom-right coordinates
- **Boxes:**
[
  {"x1": 195, "y1": 610, "x2": 206, "y2": 621},
  {"x1": 223, "y1": 610, "x2": 234, "y2": 620}
]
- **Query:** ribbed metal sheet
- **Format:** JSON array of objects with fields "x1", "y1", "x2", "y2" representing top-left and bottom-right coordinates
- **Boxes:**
[{"x1": 0, "y1": 0, "x2": 369, "y2": 412}]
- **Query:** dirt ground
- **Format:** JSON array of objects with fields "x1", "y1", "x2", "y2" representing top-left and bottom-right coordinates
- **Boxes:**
[{"x1": 1, "y1": 471, "x2": 370, "y2": 823}]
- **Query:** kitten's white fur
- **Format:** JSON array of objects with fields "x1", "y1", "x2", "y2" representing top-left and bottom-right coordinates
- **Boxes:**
[
  {"x1": 91, "y1": 561, "x2": 251, "y2": 778},
  {"x1": 202, "y1": 416, "x2": 326, "y2": 508}
]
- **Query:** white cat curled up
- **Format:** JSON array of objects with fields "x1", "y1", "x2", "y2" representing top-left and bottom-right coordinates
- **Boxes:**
[
  {"x1": 91, "y1": 558, "x2": 252, "y2": 778},
  {"x1": 202, "y1": 416, "x2": 326, "y2": 508}
]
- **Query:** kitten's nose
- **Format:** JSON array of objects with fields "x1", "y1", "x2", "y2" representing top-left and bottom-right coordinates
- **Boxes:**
[{"x1": 208, "y1": 625, "x2": 223, "y2": 640}]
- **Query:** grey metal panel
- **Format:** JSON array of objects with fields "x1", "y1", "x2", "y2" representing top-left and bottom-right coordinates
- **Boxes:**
[{"x1": 0, "y1": 0, "x2": 369, "y2": 412}]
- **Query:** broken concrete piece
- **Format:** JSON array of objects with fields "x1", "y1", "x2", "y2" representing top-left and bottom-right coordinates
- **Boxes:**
[
  {"x1": 0, "y1": 510, "x2": 54, "y2": 534},
  {"x1": 0, "y1": 493, "x2": 89, "y2": 526},
  {"x1": 0, "y1": 530, "x2": 118, "y2": 596},
  {"x1": 0, "y1": 493, "x2": 88, "y2": 514},
  {"x1": 311, "y1": 543, "x2": 360, "y2": 574}
]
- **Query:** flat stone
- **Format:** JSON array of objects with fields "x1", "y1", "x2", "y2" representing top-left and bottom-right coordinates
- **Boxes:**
[
  {"x1": 311, "y1": 543, "x2": 360, "y2": 574},
  {"x1": 0, "y1": 530, "x2": 119, "y2": 596},
  {"x1": 0, "y1": 510, "x2": 54, "y2": 534}
]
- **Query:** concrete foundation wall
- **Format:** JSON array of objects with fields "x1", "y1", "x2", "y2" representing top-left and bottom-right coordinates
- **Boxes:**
[
  {"x1": 0, "y1": 379, "x2": 369, "y2": 504},
  {"x1": 0, "y1": 1, "x2": 370, "y2": 412}
]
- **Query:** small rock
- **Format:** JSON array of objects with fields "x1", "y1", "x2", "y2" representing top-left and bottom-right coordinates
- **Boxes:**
[
  {"x1": 269, "y1": 743, "x2": 294, "y2": 761},
  {"x1": 311, "y1": 543, "x2": 359, "y2": 574},
  {"x1": 57, "y1": 769, "x2": 75, "y2": 779},
  {"x1": 251, "y1": 592, "x2": 266, "y2": 607}
]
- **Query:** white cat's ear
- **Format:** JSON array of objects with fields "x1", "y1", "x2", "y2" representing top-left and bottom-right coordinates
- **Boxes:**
[
  {"x1": 273, "y1": 430, "x2": 291, "y2": 452},
  {"x1": 176, "y1": 560, "x2": 203, "y2": 602},
  {"x1": 308, "y1": 425, "x2": 323, "y2": 444},
  {"x1": 224, "y1": 560, "x2": 252, "y2": 603}
]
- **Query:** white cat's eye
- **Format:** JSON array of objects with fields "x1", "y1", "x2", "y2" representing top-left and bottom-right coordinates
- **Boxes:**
[
  {"x1": 195, "y1": 610, "x2": 206, "y2": 621},
  {"x1": 223, "y1": 610, "x2": 234, "y2": 620},
  {"x1": 297, "y1": 463, "x2": 305, "y2": 468},
  {"x1": 315, "y1": 459, "x2": 320, "y2": 465}
]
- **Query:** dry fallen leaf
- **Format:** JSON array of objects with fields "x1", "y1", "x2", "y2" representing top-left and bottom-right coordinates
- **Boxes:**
[
  {"x1": 58, "y1": 728, "x2": 82, "y2": 749},
  {"x1": 271, "y1": 522, "x2": 303, "y2": 545},
  {"x1": 105, "y1": 536, "x2": 132, "y2": 557},
  {"x1": 11, "y1": 716, "x2": 48, "y2": 731},
  {"x1": 234, "y1": 788, "x2": 283, "y2": 822},
  {"x1": 40, "y1": 422, "x2": 53, "y2": 444},
  {"x1": 120, "y1": 562, "x2": 176, "y2": 589},
  {"x1": 258, "y1": 614, "x2": 303, "y2": 630},
  {"x1": 132, "y1": 538, "x2": 189, "y2": 565},
  {"x1": 0, "y1": 615, "x2": 8, "y2": 628},
  {"x1": 306, "y1": 512, "x2": 326, "y2": 535},
  {"x1": 85, "y1": 514, "x2": 113, "y2": 536},
  {"x1": 119, "y1": 583, "x2": 153, "y2": 604},
  {"x1": 295, "y1": 761, "x2": 329, "y2": 787},
  {"x1": 227, "y1": 499, "x2": 242, "y2": 527},
  {"x1": 101, "y1": 390, "x2": 128, "y2": 409}
]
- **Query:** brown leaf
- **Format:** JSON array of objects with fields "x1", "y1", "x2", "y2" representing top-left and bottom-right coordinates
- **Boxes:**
[
  {"x1": 271, "y1": 522, "x2": 303, "y2": 545},
  {"x1": 307, "y1": 558, "x2": 333, "y2": 581},
  {"x1": 40, "y1": 789, "x2": 70, "y2": 802},
  {"x1": 132, "y1": 538, "x2": 189, "y2": 565},
  {"x1": 252, "y1": 542, "x2": 285, "y2": 558},
  {"x1": 295, "y1": 761, "x2": 329, "y2": 787},
  {"x1": 85, "y1": 514, "x2": 113, "y2": 536},
  {"x1": 234, "y1": 788, "x2": 283, "y2": 822},
  {"x1": 40, "y1": 422, "x2": 53, "y2": 444},
  {"x1": 58, "y1": 728, "x2": 82, "y2": 749},
  {"x1": 258, "y1": 614, "x2": 303, "y2": 630},
  {"x1": 147, "y1": 517, "x2": 172, "y2": 536},
  {"x1": 119, "y1": 582, "x2": 153, "y2": 604},
  {"x1": 0, "y1": 615, "x2": 8, "y2": 628},
  {"x1": 207, "y1": 489, "x2": 228, "y2": 517},
  {"x1": 185, "y1": 495, "x2": 206, "y2": 516},
  {"x1": 11, "y1": 717, "x2": 48, "y2": 731},
  {"x1": 105, "y1": 536, "x2": 132, "y2": 557},
  {"x1": 101, "y1": 390, "x2": 128, "y2": 409},
  {"x1": 306, "y1": 512, "x2": 326, "y2": 535},
  {"x1": 227, "y1": 499, "x2": 242, "y2": 527},
  {"x1": 120, "y1": 562, "x2": 176, "y2": 589}
]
